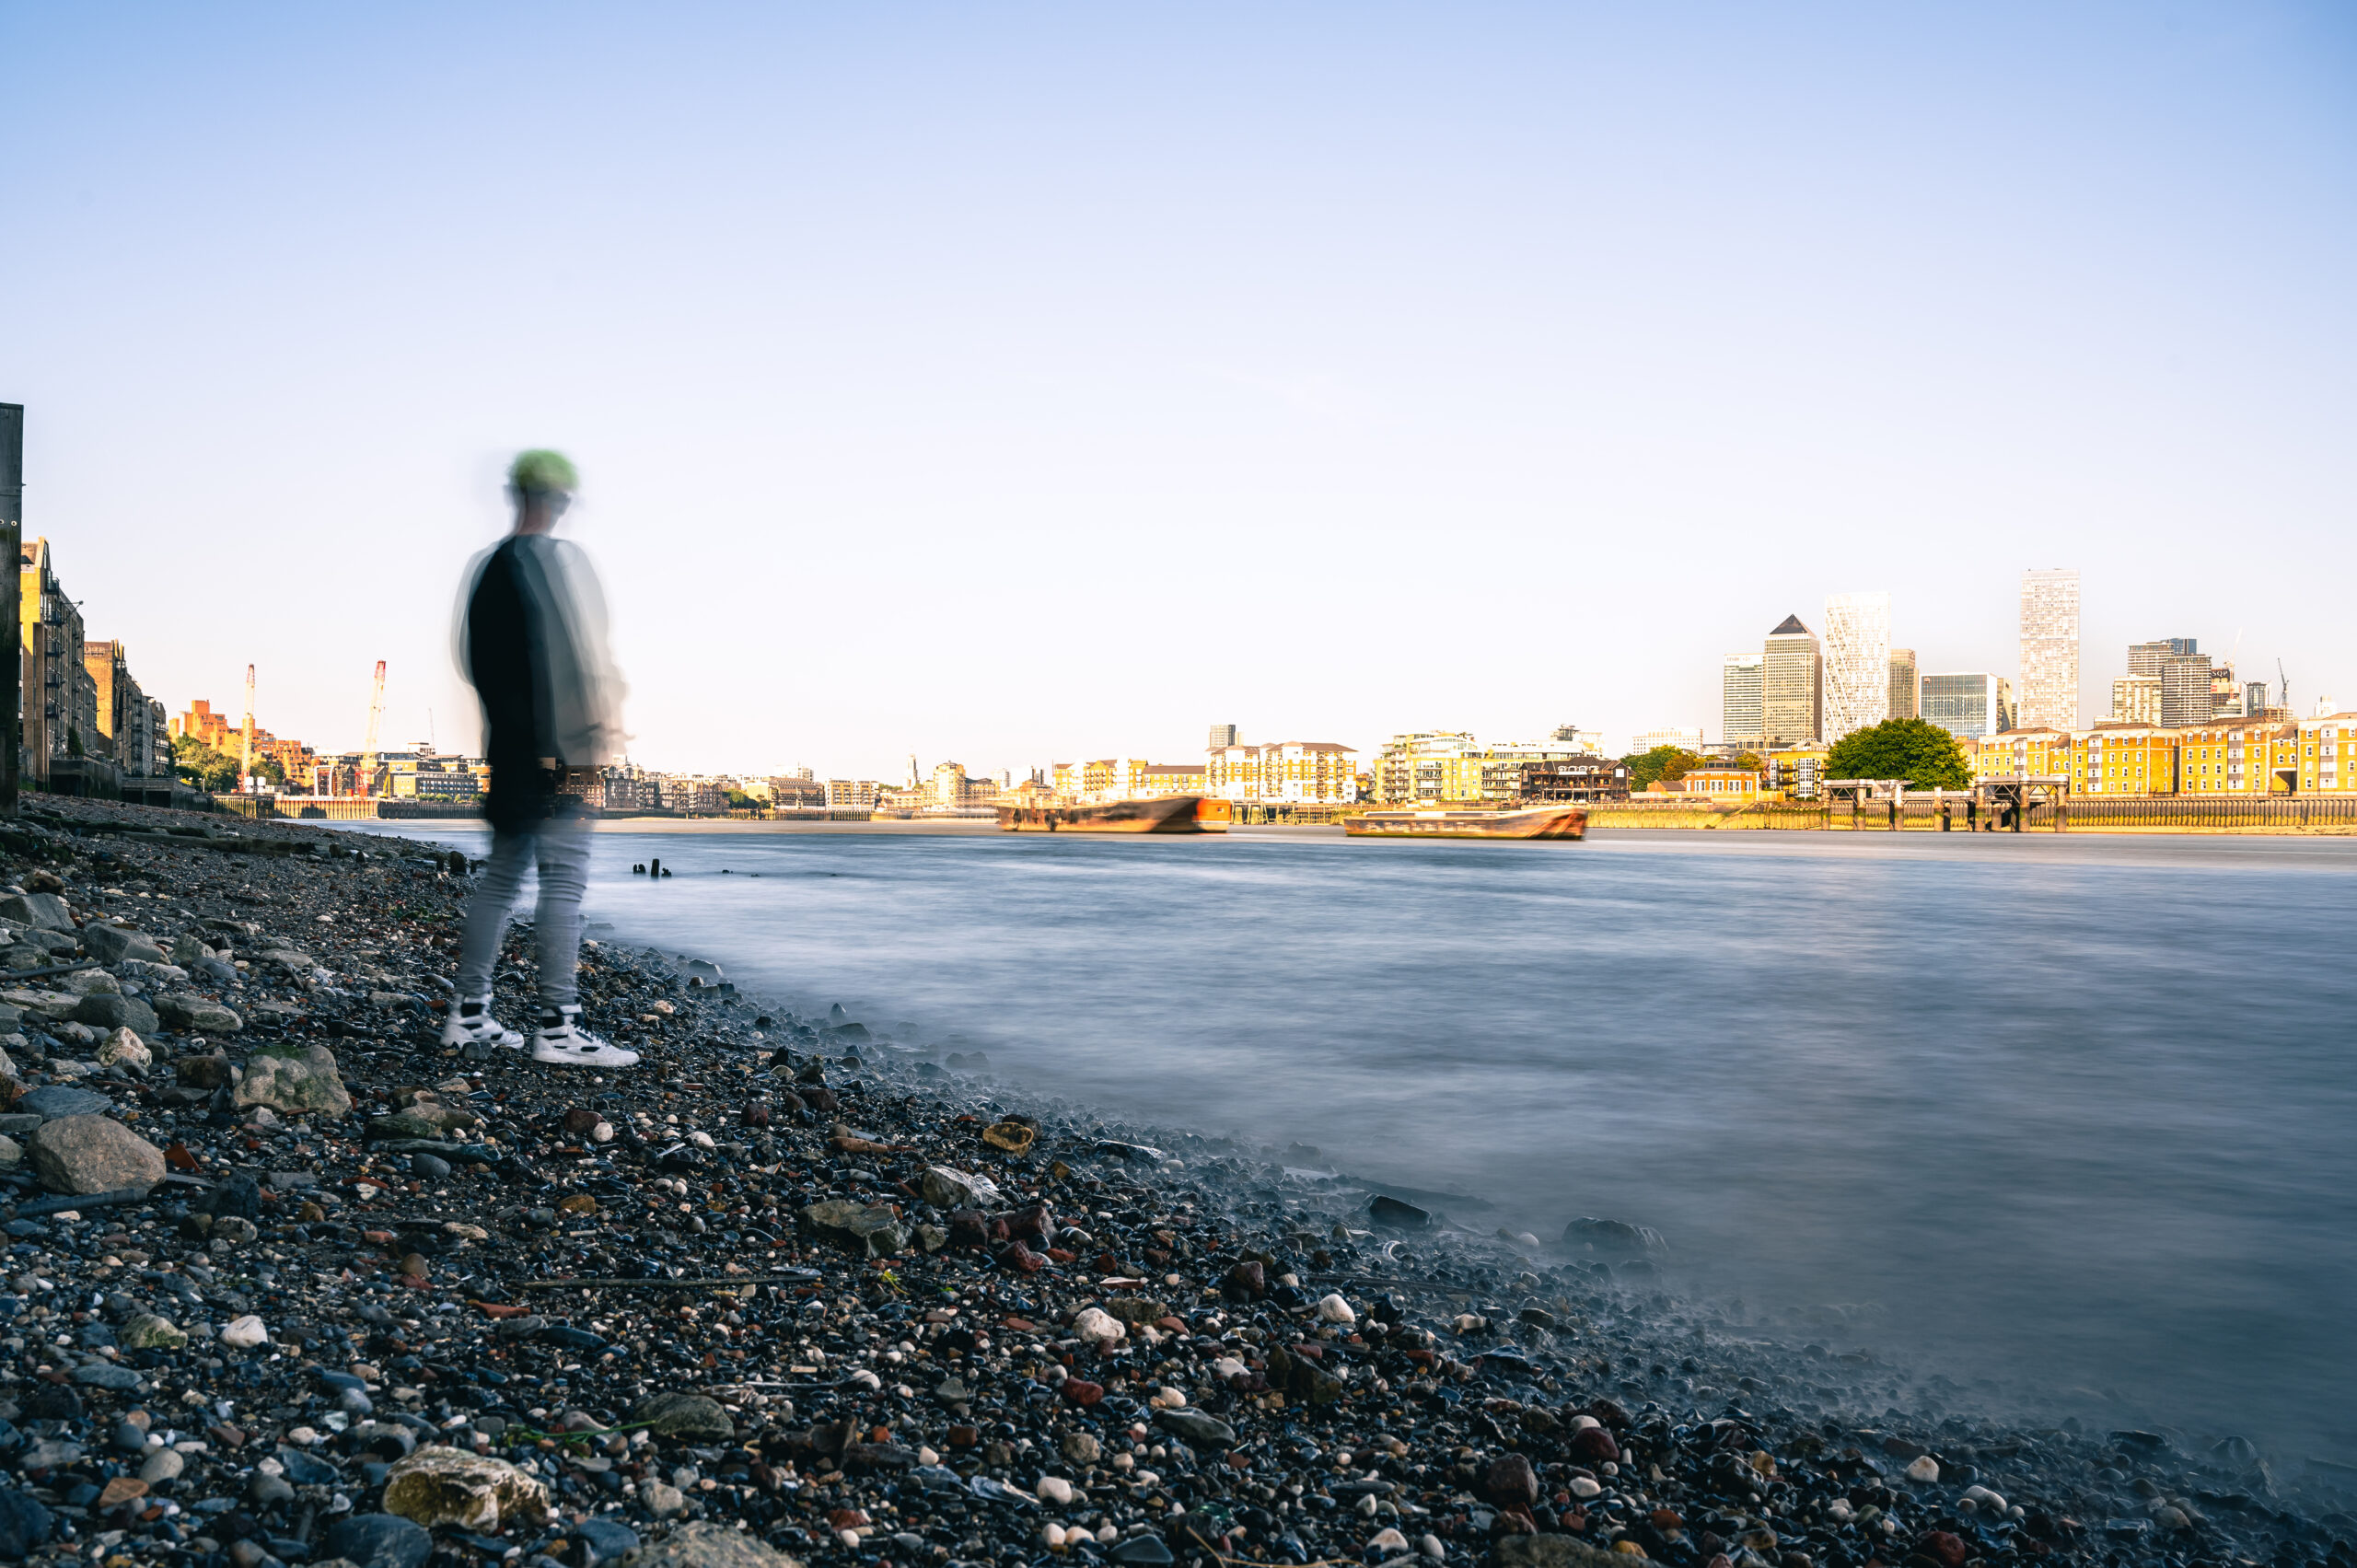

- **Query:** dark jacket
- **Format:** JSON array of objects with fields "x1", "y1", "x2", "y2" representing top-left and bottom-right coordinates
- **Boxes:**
[{"x1": 459, "y1": 536, "x2": 624, "y2": 831}]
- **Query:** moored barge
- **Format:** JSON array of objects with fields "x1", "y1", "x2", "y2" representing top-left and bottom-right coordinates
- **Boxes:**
[
  {"x1": 1341, "y1": 806, "x2": 1588, "y2": 841},
  {"x1": 997, "y1": 796, "x2": 1226, "y2": 833}
]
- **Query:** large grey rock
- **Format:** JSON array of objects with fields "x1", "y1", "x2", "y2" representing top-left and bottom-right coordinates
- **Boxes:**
[
  {"x1": 0, "y1": 1487, "x2": 56, "y2": 1558},
  {"x1": 175, "y1": 1052, "x2": 232, "y2": 1089},
  {"x1": 17, "y1": 1085, "x2": 113, "y2": 1120},
  {"x1": 625, "y1": 1391, "x2": 733, "y2": 1442},
  {"x1": 611, "y1": 1521, "x2": 804, "y2": 1568},
  {"x1": 96, "y1": 1028, "x2": 151, "y2": 1072},
  {"x1": 72, "y1": 1364, "x2": 143, "y2": 1391},
  {"x1": 2, "y1": 988, "x2": 83, "y2": 1023},
  {"x1": 920, "y1": 1165, "x2": 1003, "y2": 1209},
  {"x1": 575, "y1": 1518, "x2": 640, "y2": 1567},
  {"x1": 324, "y1": 1516, "x2": 432, "y2": 1568},
  {"x1": 1558, "y1": 1217, "x2": 1666, "y2": 1257},
  {"x1": 800, "y1": 1199, "x2": 908, "y2": 1258},
  {"x1": 74, "y1": 993, "x2": 159, "y2": 1035},
  {"x1": 119, "y1": 1312, "x2": 187, "y2": 1351},
  {"x1": 1492, "y1": 1537, "x2": 1624, "y2": 1568},
  {"x1": 381, "y1": 1447, "x2": 549, "y2": 1531},
  {"x1": 156, "y1": 993, "x2": 243, "y2": 1034},
  {"x1": 24, "y1": 1114, "x2": 166, "y2": 1195},
  {"x1": 234, "y1": 1041, "x2": 349, "y2": 1116},
  {"x1": 1153, "y1": 1409, "x2": 1237, "y2": 1449},
  {"x1": 0, "y1": 892, "x2": 75, "y2": 932},
  {"x1": 82, "y1": 925, "x2": 167, "y2": 965}
]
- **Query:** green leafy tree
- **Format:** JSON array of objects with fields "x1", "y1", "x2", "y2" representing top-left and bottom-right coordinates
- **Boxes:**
[
  {"x1": 172, "y1": 733, "x2": 241, "y2": 793},
  {"x1": 1620, "y1": 745, "x2": 1704, "y2": 790},
  {"x1": 1825, "y1": 717, "x2": 1971, "y2": 790},
  {"x1": 251, "y1": 755, "x2": 288, "y2": 788},
  {"x1": 726, "y1": 789, "x2": 761, "y2": 811},
  {"x1": 66, "y1": 726, "x2": 84, "y2": 759}
]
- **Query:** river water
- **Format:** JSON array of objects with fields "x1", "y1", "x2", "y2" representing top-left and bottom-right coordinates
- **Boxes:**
[{"x1": 349, "y1": 821, "x2": 2357, "y2": 1467}]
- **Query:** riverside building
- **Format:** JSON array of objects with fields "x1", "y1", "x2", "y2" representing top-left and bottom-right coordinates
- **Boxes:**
[
  {"x1": 18, "y1": 537, "x2": 93, "y2": 783},
  {"x1": 2017, "y1": 567, "x2": 2082, "y2": 731},
  {"x1": 1969, "y1": 714, "x2": 2357, "y2": 798}
]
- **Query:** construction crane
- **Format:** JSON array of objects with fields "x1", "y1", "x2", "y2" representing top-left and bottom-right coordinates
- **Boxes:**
[
  {"x1": 360, "y1": 659, "x2": 387, "y2": 796},
  {"x1": 240, "y1": 665, "x2": 255, "y2": 791}
]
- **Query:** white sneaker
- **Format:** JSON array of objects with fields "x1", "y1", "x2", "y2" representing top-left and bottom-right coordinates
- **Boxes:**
[
  {"x1": 531, "y1": 1006, "x2": 641, "y2": 1068},
  {"x1": 440, "y1": 995, "x2": 525, "y2": 1050}
]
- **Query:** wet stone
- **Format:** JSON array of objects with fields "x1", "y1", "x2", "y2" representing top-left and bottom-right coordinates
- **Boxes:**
[{"x1": 0, "y1": 795, "x2": 2325, "y2": 1568}]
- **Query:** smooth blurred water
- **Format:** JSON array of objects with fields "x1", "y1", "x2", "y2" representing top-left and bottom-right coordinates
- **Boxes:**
[{"x1": 354, "y1": 821, "x2": 2357, "y2": 1460}]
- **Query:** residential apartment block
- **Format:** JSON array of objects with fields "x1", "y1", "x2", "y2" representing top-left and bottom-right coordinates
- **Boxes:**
[
  {"x1": 19, "y1": 538, "x2": 95, "y2": 783},
  {"x1": 2160, "y1": 653, "x2": 2212, "y2": 728},
  {"x1": 2017, "y1": 568, "x2": 2081, "y2": 731},
  {"x1": 2109, "y1": 676, "x2": 2161, "y2": 726},
  {"x1": 1206, "y1": 741, "x2": 1355, "y2": 804},
  {"x1": 1968, "y1": 714, "x2": 2357, "y2": 798}
]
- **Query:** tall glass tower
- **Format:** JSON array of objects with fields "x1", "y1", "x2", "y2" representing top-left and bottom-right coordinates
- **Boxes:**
[
  {"x1": 2018, "y1": 568, "x2": 2081, "y2": 730},
  {"x1": 1821, "y1": 591, "x2": 1892, "y2": 744}
]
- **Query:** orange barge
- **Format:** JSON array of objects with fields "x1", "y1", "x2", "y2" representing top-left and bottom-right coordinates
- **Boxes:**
[
  {"x1": 1341, "y1": 806, "x2": 1588, "y2": 841},
  {"x1": 997, "y1": 796, "x2": 1229, "y2": 833}
]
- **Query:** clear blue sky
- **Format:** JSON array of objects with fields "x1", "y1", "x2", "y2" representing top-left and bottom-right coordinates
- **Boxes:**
[{"x1": 6, "y1": 3, "x2": 2352, "y2": 776}]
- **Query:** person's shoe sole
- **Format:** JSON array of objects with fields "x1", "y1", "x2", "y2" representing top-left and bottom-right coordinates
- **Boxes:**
[
  {"x1": 531, "y1": 1040, "x2": 640, "y2": 1068},
  {"x1": 439, "y1": 1021, "x2": 525, "y2": 1049}
]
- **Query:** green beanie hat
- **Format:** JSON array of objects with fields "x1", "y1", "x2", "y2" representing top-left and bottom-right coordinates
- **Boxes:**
[{"x1": 508, "y1": 448, "x2": 579, "y2": 496}]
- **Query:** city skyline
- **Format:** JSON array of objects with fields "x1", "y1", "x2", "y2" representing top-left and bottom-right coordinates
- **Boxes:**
[{"x1": 5, "y1": 6, "x2": 2352, "y2": 780}]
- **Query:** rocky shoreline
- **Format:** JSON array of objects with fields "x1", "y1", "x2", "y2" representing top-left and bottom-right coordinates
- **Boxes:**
[{"x1": 0, "y1": 796, "x2": 2346, "y2": 1568}]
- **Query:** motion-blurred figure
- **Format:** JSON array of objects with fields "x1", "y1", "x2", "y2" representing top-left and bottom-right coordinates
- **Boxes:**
[{"x1": 446, "y1": 449, "x2": 639, "y2": 1067}]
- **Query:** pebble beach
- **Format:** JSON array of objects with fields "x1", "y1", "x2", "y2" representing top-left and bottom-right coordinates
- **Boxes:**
[{"x1": 0, "y1": 798, "x2": 2349, "y2": 1568}]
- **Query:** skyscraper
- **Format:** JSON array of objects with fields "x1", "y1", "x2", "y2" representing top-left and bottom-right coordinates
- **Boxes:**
[
  {"x1": 2017, "y1": 568, "x2": 2081, "y2": 730},
  {"x1": 1207, "y1": 724, "x2": 1238, "y2": 749},
  {"x1": 2161, "y1": 653, "x2": 2212, "y2": 727},
  {"x1": 1922, "y1": 673, "x2": 2015, "y2": 739},
  {"x1": 1820, "y1": 592, "x2": 1891, "y2": 743},
  {"x1": 1760, "y1": 615, "x2": 1821, "y2": 745},
  {"x1": 1887, "y1": 648, "x2": 1919, "y2": 722},
  {"x1": 1721, "y1": 655, "x2": 1764, "y2": 747},
  {"x1": 2127, "y1": 637, "x2": 2195, "y2": 678}
]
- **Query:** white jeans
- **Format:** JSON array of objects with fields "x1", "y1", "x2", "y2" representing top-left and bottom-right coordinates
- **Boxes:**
[{"x1": 454, "y1": 816, "x2": 592, "y2": 1011}]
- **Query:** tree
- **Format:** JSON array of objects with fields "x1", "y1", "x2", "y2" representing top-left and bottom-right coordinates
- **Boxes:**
[
  {"x1": 1620, "y1": 745, "x2": 1703, "y2": 791},
  {"x1": 726, "y1": 789, "x2": 761, "y2": 811},
  {"x1": 172, "y1": 732, "x2": 240, "y2": 793},
  {"x1": 1825, "y1": 717, "x2": 1971, "y2": 790},
  {"x1": 66, "y1": 726, "x2": 83, "y2": 759}
]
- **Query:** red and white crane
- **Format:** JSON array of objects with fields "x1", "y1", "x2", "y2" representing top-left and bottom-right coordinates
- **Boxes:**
[{"x1": 360, "y1": 659, "x2": 387, "y2": 796}]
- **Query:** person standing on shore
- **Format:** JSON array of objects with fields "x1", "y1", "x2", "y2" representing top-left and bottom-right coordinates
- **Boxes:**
[{"x1": 444, "y1": 449, "x2": 639, "y2": 1068}]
